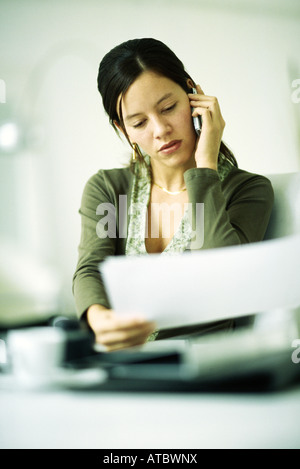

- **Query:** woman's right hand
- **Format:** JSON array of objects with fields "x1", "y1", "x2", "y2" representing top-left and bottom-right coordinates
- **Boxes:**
[{"x1": 86, "y1": 304, "x2": 156, "y2": 351}]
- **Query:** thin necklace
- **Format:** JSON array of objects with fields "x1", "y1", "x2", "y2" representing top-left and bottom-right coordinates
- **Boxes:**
[{"x1": 153, "y1": 181, "x2": 187, "y2": 196}]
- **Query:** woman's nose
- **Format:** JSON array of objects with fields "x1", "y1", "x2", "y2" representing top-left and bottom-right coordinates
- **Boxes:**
[{"x1": 152, "y1": 116, "x2": 171, "y2": 139}]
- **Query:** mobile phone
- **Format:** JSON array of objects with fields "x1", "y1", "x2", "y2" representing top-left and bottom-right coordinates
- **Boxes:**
[{"x1": 192, "y1": 88, "x2": 202, "y2": 135}]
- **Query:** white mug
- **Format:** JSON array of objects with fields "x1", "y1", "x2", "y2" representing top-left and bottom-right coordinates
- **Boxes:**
[{"x1": 8, "y1": 327, "x2": 65, "y2": 388}]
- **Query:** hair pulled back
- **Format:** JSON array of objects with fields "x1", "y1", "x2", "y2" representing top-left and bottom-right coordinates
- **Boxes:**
[{"x1": 97, "y1": 38, "x2": 237, "y2": 167}]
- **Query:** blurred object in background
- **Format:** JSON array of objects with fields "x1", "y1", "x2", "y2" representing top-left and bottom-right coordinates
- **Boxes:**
[
  {"x1": 0, "y1": 238, "x2": 62, "y2": 328},
  {"x1": 0, "y1": 100, "x2": 64, "y2": 327}
]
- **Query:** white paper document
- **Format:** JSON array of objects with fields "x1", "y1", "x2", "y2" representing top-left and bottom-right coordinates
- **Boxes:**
[{"x1": 100, "y1": 234, "x2": 300, "y2": 330}]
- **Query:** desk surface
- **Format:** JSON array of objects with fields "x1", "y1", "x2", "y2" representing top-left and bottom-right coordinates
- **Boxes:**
[{"x1": 1, "y1": 379, "x2": 300, "y2": 449}]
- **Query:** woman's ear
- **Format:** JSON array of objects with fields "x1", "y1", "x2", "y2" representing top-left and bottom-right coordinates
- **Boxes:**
[
  {"x1": 114, "y1": 120, "x2": 124, "y2": 135},
  {"x1": 186, "y1": 78, "x2": 195, "y2": 91},
  {"x1": 114, "y1": 119, "x2": 135, "y2": 150}
]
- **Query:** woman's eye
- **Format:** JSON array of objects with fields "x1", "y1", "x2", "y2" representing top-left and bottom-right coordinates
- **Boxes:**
[
  {"x1": 133, "y1": 120, "x2": 146, "y2": 129},
  {"x1": 132, "y1": 103, "x2": 177, "y2": 128},
  {"x1": 163, "y1": 103, "x2": 177, "y2": 113}
]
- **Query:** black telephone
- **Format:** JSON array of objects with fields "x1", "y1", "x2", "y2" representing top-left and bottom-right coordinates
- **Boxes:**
[{"x1": 192, "y1": 88, "x2": 202, "y2": 135}]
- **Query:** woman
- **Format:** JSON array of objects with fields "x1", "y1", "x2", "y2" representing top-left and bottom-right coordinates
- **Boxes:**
[{"x1": 73, "y1": 38, "x2": 274, "y2": 351}]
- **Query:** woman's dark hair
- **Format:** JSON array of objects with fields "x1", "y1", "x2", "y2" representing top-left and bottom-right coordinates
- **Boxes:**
[{"x1": 97, "y1": 38, "x2": 237, "y2": 167}]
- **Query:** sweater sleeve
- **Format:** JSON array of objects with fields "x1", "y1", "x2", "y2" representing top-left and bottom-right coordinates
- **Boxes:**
[
  {"x1": 184, "y1": 167, "x2": 274, "y2": 250},
  {"x1": 72, "y1": 171, "x2": 117, "y2": 318}
]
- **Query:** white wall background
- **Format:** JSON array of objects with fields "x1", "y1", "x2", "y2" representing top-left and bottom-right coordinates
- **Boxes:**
[{"x1": 0, "y1": 0, "x2": 299, "y2": 318}]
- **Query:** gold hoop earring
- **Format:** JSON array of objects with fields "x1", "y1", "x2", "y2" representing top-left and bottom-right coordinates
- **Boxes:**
[
  {"x1": 132, "y1": 143, "x2": 138, "y2": 163},
  {"x1": 132, "y1": 143, "x2": 143, "y2": 163}
]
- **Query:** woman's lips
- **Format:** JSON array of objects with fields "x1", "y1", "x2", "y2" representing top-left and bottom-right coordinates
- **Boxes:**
[{"x1": 159, "y1": 140, "x2": 182, "y2": 154}]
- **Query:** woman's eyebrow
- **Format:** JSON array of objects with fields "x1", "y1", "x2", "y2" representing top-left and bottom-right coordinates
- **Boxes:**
[{"x1": 125, "y1": 93, "x2": 174, "y2": 122}]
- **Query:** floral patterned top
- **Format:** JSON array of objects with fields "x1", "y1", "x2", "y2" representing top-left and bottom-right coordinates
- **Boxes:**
[{"x1": 125, "y1": 153, "x2": 234, "y2": 257}]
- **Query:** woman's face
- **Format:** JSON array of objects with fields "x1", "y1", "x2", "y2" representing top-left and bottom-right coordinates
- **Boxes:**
[{"x1": 119, "y1": 70, "x2": 197, "y2": 170}]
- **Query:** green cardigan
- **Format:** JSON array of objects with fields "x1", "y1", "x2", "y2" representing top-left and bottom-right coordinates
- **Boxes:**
[{"x1": 73, "y1": 166, "x2": 274, "y2": 330}]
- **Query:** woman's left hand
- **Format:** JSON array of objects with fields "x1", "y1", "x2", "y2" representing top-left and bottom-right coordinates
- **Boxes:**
[{"x1": 188, "y1": 84, "x2": 225, "y2": 171}]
